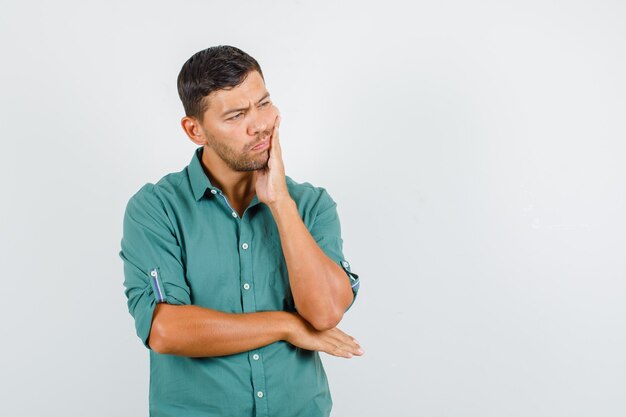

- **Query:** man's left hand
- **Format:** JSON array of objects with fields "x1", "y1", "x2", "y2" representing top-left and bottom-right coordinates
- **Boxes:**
[{"x1": 254, "y1": 114, "x2": 291, "y2": 207}]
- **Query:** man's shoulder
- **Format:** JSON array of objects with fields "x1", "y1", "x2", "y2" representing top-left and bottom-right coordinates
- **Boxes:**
[
  {"x1": 126, "y1": 168, "x2": 189, "y2": 210},
  {"x1": 285, "y1": 175, "x2": 336, "y2": 211}
]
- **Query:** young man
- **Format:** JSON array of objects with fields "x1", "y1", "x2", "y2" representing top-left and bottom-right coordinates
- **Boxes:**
[{"x1": 119, "y1": 45, "x2": 362, "y2": 417}]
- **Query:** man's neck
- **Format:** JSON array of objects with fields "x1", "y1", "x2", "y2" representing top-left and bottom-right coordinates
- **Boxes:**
[{"x1": 200, "y1": 146, "x2": 256, "y2": 208}]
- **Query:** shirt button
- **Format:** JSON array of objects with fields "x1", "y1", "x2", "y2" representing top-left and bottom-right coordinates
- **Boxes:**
[
  {"x1": 232, "y1": 211, "x2": 238, "y2": 218},
  {"x1": 342, "y1": 260, "x2": 350, "y2": 268},
  {"x1": 252, "y1": 353, "x2": 260, "y2": 360},
  {"x1": 243, "y1": 283, "x2": 250, "y2": 290},
  {"x1": 241, "y1": 243, "x2": 249, "y2": 250},
  {"x1": 257, "y1": 391, "x2": 264, "y2": 398},
  {"x1": 210, "y1": 189, "x2": 217, "y2": 195}
]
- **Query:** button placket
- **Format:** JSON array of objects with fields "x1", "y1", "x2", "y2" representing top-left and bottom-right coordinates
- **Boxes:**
[
  {"x1": 238, "y1": 220, "x2": 267, "y2": 416},
  {"x1": 238, "y1": 218, "x2": 255, "y2": 314},
  {"x1": 215, "y1": 191, "x2": 240, "y2": 219}
]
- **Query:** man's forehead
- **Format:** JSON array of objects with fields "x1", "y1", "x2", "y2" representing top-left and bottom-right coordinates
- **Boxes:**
[{"x1": 208, "y1": 72, "x2": 267, "y2": 112}]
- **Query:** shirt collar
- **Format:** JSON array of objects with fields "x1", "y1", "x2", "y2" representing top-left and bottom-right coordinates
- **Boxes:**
[
  {"x1": 188, "y1": 146, "x2": 218, "y2": 201},
  {"x1": 188, "y1": 146, "x2": 263, "y2": 208}
]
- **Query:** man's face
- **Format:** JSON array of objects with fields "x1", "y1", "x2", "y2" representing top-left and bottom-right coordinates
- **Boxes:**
[{"x1": 199, "y1": 70, "x2": 279, "y2": 171}]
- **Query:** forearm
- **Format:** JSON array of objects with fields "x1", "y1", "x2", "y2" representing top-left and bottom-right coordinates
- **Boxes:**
[
  {"x1": 149, "y1": 303, "x2": 295, "y2": 357},
  {"x1": 269, "y1": 198, "x2": 353, "y2": 330}
]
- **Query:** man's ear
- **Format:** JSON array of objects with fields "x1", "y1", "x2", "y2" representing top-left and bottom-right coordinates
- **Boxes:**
[{"x1": 181, "y1": 116, "x2": 206, "y2": 146}]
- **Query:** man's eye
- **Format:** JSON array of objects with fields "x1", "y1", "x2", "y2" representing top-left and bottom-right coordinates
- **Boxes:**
[
  {"x1": 229, "y1": 113, "x2": 243, "y2": 121},
  {"x1": 260, "y1": 101, "x2": 270, "y2": 107}
]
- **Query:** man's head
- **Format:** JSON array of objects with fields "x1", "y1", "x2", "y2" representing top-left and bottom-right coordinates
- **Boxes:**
[{"x1": 178, "y1": 45, "x2": 279, "y2": 172}]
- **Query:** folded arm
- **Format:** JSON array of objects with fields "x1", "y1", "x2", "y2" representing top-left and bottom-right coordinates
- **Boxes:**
[{"x1": 149, "y1": 303, "x2": 363, "y2": 358}]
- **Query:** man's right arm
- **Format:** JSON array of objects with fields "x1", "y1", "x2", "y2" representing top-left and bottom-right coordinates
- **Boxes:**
[{"x1": 149, "y1": 303, "x2": 364, "y2": 358}]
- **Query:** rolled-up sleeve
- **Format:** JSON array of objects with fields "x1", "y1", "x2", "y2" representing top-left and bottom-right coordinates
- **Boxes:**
[
  {"x1": 118, "y1": 184, "x2": 191, "y2": 349},
  {"x1": 309, "y1": 188, "x2": 360, "y2": 312}
]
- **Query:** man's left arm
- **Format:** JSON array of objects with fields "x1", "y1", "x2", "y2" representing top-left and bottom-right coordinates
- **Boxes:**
[
  {"x1": 269, "y1": 193, "x2": 358, "y2": 331},
  {"x1": 254, "y1": 114, "x2": 360, "y2": 331}
]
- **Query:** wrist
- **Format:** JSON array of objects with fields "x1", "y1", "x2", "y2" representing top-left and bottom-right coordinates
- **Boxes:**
[
  {"x1": 279, "y1": 311, "x2": 299, "y2": 342},
  {"x1": 268, "y1": 195, "x2": 296, "y2": 214}
]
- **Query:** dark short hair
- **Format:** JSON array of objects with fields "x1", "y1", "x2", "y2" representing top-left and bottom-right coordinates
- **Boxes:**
[{"x1": 177, "y1": 45, "x2": 264, "y2": 121}]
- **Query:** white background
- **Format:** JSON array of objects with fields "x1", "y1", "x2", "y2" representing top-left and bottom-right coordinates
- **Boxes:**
[{"x1": 1, "y1": 1, "x2": 625, "y2": 416}]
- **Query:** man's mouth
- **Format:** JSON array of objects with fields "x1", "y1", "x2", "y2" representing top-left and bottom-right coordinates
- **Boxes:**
[{"x1": 251, "y1": 138, "x2": 269, "y2": 151}]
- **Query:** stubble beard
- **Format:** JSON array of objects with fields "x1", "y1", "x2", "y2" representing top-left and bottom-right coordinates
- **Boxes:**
[{"x1": 205, "y1": 132, "x2": 270, "y2": 172}]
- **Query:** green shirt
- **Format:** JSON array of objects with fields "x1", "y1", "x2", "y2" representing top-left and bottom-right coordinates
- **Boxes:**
[{"x1": 119, "y1": 146, "x2": 360, "y2": 417}]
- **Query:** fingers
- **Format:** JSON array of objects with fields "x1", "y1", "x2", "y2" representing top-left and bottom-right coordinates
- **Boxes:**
[
  {"x1": 270, "y1": 115, "x2": 281, "y2": 157},
  {"x1": 289, "y1": 315, "x2": 363, "y2": 359},
  {"x1": 320, "y1": 329, "x2": 364, "y2": 359},
  {"x1": 324, "y1": 339, "x2": 363, "y2": 359}
]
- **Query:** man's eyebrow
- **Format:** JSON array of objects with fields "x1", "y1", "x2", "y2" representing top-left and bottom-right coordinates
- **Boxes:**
[{"x1": 221, "y1": 92, "x2": 271, "y2": 117}]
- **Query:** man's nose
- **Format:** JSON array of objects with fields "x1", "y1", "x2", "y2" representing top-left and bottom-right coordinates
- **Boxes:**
[{"x1": 248, "y1": 112, "x2": 269, "y2": 136}]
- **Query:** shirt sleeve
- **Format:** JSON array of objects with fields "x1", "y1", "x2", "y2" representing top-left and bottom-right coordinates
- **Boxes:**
[
  {"x1": 118, "y1": 184, "x2": 192, "y2": 349},
  {"x1": 309, "y1": 188, "x2": 360, "y2": 312}
]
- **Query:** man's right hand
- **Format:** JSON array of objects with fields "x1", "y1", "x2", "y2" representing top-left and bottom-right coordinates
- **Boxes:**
[{"x1": 284, "y1": 313, "x2": 364, "y2": 358}]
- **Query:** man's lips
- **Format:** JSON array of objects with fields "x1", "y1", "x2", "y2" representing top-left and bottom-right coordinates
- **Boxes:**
[{"x1": 251, "y1": 138, "x2": 269, "y2": 151}]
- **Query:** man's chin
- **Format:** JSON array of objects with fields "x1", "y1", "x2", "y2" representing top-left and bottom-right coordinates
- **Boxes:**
[
  {"x1": 254, "y1": 154, "x2": 270, "y2": 170},
  {"x1": 234, "y1": 156, "x2": 269, "y2": 172}
]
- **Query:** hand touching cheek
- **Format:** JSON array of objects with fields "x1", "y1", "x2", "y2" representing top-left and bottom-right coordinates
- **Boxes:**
[{"x1": 254, "y1": 113, "x2": 290, "y2": 206}]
